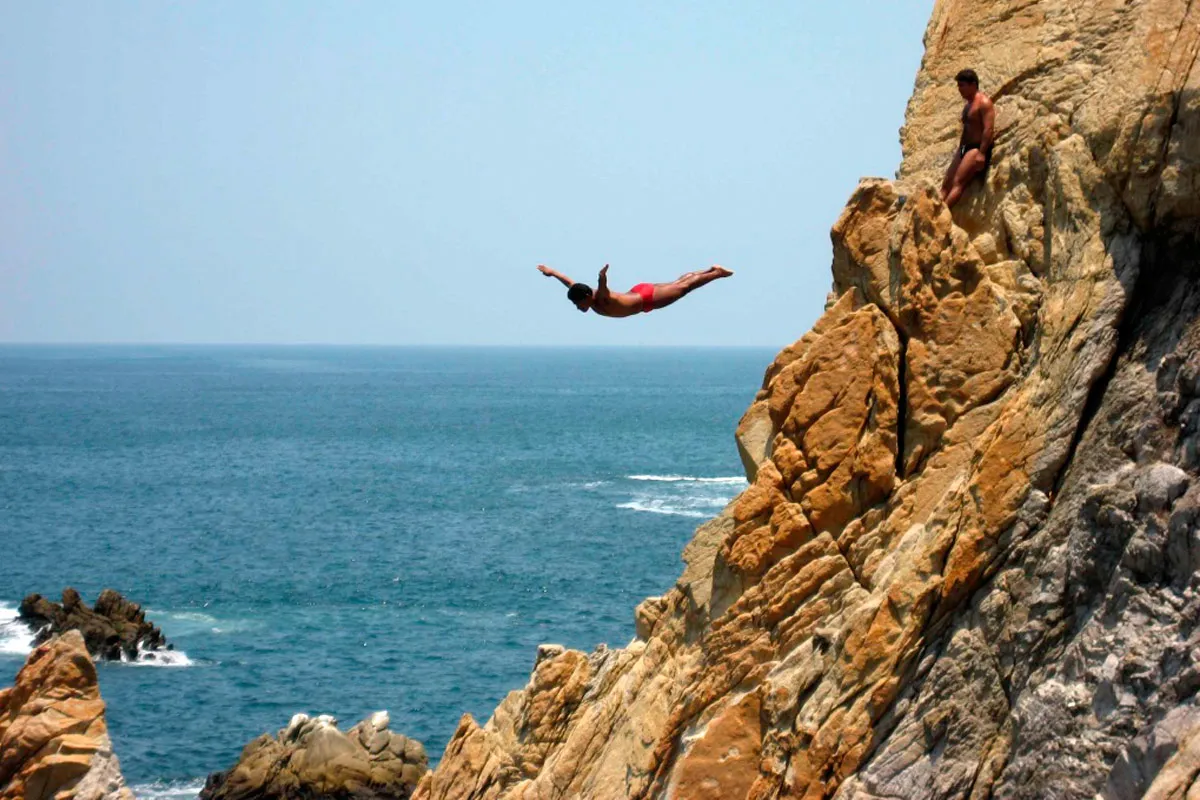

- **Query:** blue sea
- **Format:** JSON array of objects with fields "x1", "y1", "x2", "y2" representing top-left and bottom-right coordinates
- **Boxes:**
[{"x1": 0, "y1": 346, "x2": 770, "y2": 799}]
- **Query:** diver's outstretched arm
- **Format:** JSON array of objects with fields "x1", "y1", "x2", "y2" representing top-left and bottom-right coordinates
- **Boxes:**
[{"x1": 537, "y1": 264, "x2": 575, "y2": 289}]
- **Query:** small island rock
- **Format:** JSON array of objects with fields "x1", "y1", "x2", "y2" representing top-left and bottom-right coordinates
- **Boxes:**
[
  {"x1": 19, "y1": 588, "x2": 170, "y2": 662},
  {"x1": 202, "y1": 711, "x2": 429, "y2": 800}
]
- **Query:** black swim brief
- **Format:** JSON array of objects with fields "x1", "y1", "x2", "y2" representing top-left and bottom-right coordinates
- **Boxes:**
[{"x1": 959, "y1": 142, "x2": 993, "y2": 170}]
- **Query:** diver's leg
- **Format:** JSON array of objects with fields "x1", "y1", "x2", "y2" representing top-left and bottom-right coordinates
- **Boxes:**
[
  {"x1": 945, "y1": 149, "x2": 985, "y2": 208},
  {"x1": 653, "y1": 266, "x2": 732, "y2": 309}
]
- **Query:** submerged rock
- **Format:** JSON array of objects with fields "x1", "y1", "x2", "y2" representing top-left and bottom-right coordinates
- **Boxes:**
[
  {"x1": 19, "y1": 588, "x2": 170, "y2": 662},
  {"x1": 415, "y1": 0, "x2": 1200, "y2": 797},
  {"x1": 0, "y1": 631, "x2": 134, "y2": 800},
  {"x1": 201, "y1": 711, "x2": 429, "y2": 800}
]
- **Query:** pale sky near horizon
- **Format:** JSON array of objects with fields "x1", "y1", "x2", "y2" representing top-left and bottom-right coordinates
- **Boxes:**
[{"x1": 1, "y1": 2, "x2": 932, "y2": 347}]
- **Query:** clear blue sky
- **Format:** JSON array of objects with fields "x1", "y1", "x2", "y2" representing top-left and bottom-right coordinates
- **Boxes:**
[{"x1": 0, "y1": 2, "x2": 930, "y2": 346}]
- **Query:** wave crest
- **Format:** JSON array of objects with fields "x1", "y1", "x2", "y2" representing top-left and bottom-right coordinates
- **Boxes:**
[{"x1": 626, "y1": 474, "x2": 747, "y2": 485}]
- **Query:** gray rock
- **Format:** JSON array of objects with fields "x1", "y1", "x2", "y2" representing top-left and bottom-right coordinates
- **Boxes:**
[{"x1": 1136, "y1": 463, "x2": 1190, "y2": 512}]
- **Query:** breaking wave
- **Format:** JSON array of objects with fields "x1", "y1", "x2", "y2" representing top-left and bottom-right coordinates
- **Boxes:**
[
  {"x1": 0, "y1": 602, "x2": 36, "y2": 656},
  {"x1": 117, "y1": 645, "x2": 196, "y2": 668}
]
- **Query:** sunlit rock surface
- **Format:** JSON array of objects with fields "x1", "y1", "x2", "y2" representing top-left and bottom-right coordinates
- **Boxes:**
[{"x1": 0, "y1": 632, "x2": 133, "y2": 800}]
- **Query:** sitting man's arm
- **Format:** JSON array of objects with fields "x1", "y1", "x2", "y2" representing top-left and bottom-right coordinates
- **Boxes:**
[
  {"x1": 981, "y1": 97, "x2": 996, "y2": 151},
  {"x1": 537, "y1": 264, "x2": 575, "y2": 289}
]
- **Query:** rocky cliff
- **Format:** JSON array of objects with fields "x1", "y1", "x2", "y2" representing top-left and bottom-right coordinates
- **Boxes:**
[
  {"x1": 0, "y1": 632, "x2": 133, "y2": 800},
  {"x1": 416, "y1": 0, "x2": 1200, "y2": 797}
]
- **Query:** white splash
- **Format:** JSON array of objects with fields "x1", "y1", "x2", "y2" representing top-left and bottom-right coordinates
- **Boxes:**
[
  {"x1": 117, "y1": 644, "x2": 195, "y2": 668},
  {"x1": 0, "y1": 602, "x2": 36, "y2": 656}
]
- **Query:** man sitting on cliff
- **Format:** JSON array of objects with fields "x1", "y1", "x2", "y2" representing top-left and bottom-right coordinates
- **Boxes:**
[
  {"x1": 537, "y1": 263, "x2": 733, "y2": 317},
  {"x1": 941, "y1": 68, "x2": 996, "y2": 208}
]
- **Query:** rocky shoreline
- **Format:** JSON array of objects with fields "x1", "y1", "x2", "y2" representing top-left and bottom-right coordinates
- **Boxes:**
[
  {"x1": 2, "y1": 588, "x2": 434, "y2": 799},
  {"x1": 0, "y1": 631, "x2": 432, "y2": 800}
]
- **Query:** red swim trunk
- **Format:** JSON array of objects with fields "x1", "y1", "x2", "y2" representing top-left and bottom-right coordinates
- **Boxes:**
[{"x1": 630, "y1": 283, "x2": 656, "y2": 313}]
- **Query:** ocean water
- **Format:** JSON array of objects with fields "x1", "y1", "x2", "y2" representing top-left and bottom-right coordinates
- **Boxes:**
[{"x1": 0, "y1": 345, "x2": 771, "y2": 798}]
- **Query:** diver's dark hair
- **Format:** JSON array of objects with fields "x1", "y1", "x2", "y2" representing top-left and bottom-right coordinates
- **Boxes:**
[
  {"x1": 955, "y1": 68, "x2": 979, "y2": 86},
  {"x1": 567, "y1": 283, "x2": 593, "y2": 304}
]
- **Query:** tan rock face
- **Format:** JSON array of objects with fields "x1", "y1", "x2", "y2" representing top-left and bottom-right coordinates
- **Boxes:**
[
  {"x1": 0, "y1": 631, "x2": 133, "y2": 800},
  {"x1": 728, "y1": 290, "x2": 900, "y2": 578},
  {"x1": 417, "y1": 0, "x2": 1200, "y2": 798}
]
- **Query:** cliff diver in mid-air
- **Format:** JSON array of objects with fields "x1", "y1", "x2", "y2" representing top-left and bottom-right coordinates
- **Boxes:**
[
  {"x1": 537, "y1": 264, "x2": 733, "y2": 317},
  {"x1": 941, "y1": 68, "x2": 996, "y2": 208}
]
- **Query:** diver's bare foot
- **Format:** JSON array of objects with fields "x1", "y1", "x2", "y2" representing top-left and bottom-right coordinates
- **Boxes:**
[{"x1": 712, "y1": 265, "x2": 734, "y2": 277}]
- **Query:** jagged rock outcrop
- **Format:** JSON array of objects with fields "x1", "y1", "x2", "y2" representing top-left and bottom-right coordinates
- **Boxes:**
[
  {"x1": 201, "y1": 711, "x2": 429, "y2": 800},
  {"x1": 20, "y1": 588, "x2": 171, "y2": 662},
  {"x1": 0, "y1": 631, "x2": 134, "y2": 800},
  {"x1": 417, "y1": 0, "x2": 1200, "y2": 798}
]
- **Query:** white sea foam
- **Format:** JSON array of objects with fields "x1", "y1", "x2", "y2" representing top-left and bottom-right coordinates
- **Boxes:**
[
  {"x1": 626, "y1": 474, "x2": 747, "y2": 485},
  {"x1": 130, "y1": 779, "x2": 205, "y2": 800},
  {"x1": 685, "y1": 495, "x2": 735, "y2": 508},
  {"x1": 155, "y1": 610, "x2": 218, "y2": 624},
  {"x1": 147, "y1": 608, "x2": 257, "y2": 636},
  {"x1": 617, "y1": 500, "x2": 710, "y2": 519},
  {"x1": 0, "y1": 602, "x2": 36, "y2": 656},
  {"x1": 616, "y1": 473, "x2": 745, "y2": 519},
  {"x1": 146, "y1": 608, "x2": 219, "y2": 635}
]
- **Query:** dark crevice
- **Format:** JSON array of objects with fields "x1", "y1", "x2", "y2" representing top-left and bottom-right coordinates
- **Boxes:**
[
  {"x1": 895, "y1": 330, "x2": 910, "y2": 481},
  {"x1": 1050, "y1": 247, "x2": 1151, "y2": 499},
  {"x1": 1050, "y1": 343, "x2": 1122, "y2": 501}
]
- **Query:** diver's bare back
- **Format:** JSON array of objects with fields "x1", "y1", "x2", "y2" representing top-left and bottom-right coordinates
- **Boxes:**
[{"x1": 591, "y1": 289, "x2": 642, "y2": 318}]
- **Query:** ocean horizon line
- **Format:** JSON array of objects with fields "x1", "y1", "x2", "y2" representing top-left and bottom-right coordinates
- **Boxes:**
[{"x1": 0, "y1": 342, "x2": 780, "y2": 351}]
